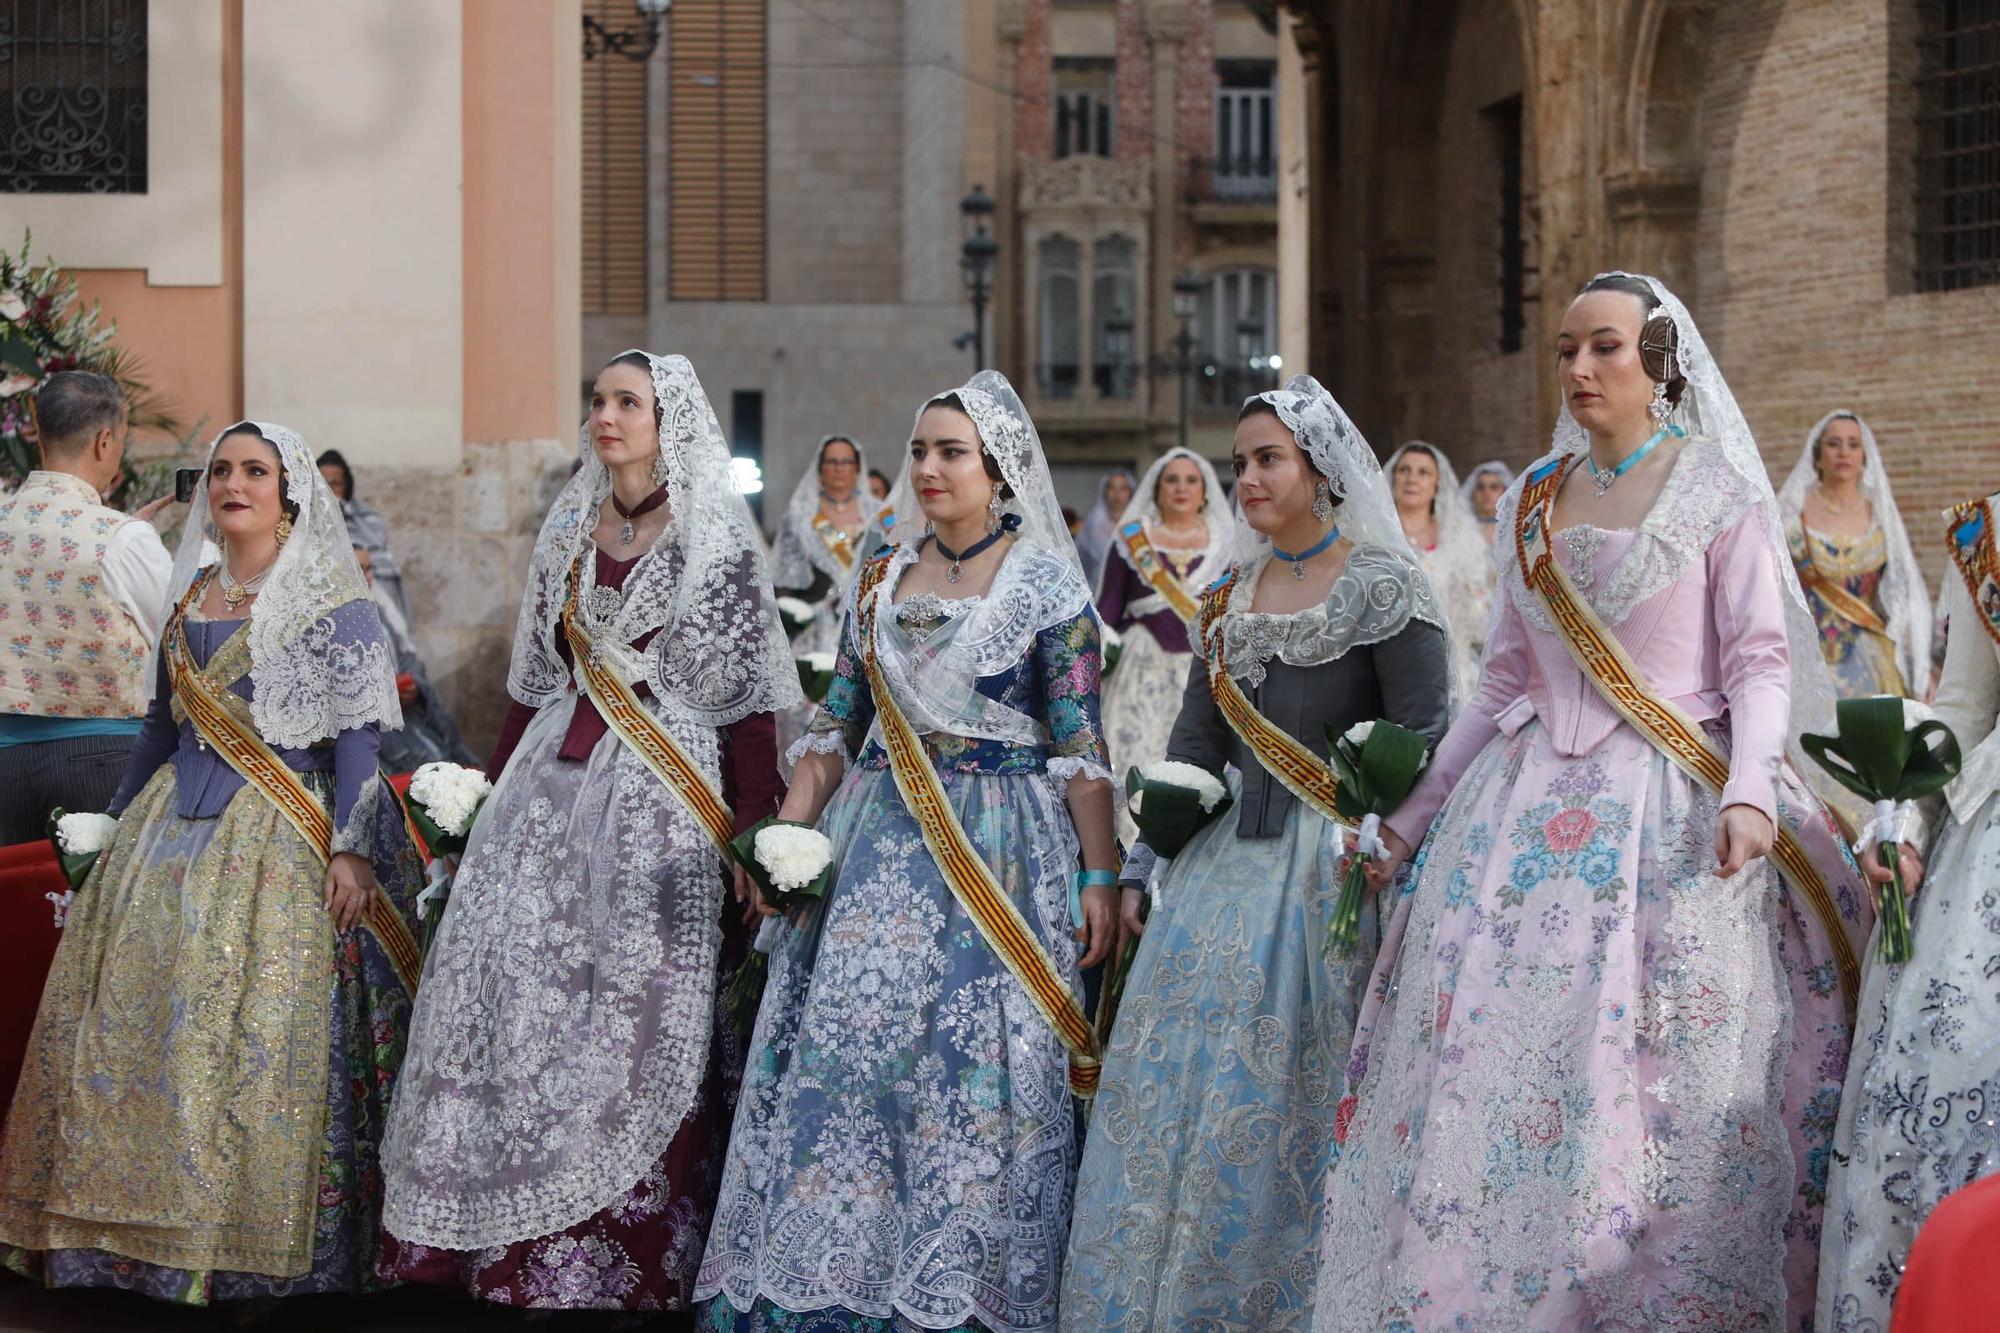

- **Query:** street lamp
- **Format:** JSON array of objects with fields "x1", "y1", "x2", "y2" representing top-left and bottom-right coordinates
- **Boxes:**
[
  {"x1": 1172, "y1": 272, "x2": 1205, "y2": 451},
  {"x1": 583, "y1": 0, "x2": 670, "y2": 62},
  {"x1": 959, "y1": 184, "x2": 998, "y2": 371}
]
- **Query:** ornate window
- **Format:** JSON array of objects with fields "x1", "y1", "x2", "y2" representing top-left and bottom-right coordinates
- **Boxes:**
[
  {"x1": 0, "y1": 0, "x2": 148, "y2": 194},
  {"x1": 1037, "y1": 235, "x2": 1081, "y2": 400},
  {"x1": 1091, "y1": 235, "x2": 1137, "y2": 400},
  {"x1": 1053, "y1": 57, "x2": 1114, "y2": 159},
  {"x1": 1914, "y1": 0, "x2": 2000, "y2": 291}
]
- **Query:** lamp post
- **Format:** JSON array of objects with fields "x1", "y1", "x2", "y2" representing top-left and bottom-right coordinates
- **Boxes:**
[
  {"x1": 582, "y1": 0, "x2": 670, "y2": 61},
  {"x1": 959, "y1": 184, "x2": 998, "y2": 371},
  {"x1": 1172, "y1": 272, "x2": 1204, "y2": 452}
]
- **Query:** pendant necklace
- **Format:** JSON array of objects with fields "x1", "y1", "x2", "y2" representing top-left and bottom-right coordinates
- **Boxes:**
[
  {"x1": 219, "y1": 561, "x2": 272, "y2": 610},
  {"x1": 1271, "y1": 524, "x2": 1340, "y2": 580},
  {"x1": 612, "y1": 484, "x2": 670, "y2": 547},
  {"x1": 1584, "y1": 426, "x2": 1673, "y2": 497},
  {"x1": 931, "y1": 526, "x2": 1007, "y2": 584}
]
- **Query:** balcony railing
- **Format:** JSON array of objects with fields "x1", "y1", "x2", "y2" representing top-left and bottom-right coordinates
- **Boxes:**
[{"x1": 1186, "y1": 154, "x2": 1277, "y2": 205}]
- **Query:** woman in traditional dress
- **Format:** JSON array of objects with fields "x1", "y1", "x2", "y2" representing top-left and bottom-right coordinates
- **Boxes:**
[
  {"x1": 317, "y1": 447, "x2": 412, "y2": 623},
  {"x1": 771, "y1": 435, "x2": 871, "y2": 751},
  {"x1": 1817, "y1": 491, "x2": 2000, "y2": 1332},
  {"x1": 696, "y1": 370, "x2": 1119, "y2": 1333},
  {"x1": 1778, "y1": 410, "x2": 1932, "y2": 700},
  {"x1": 378, "y1": 351, "x2": 798, "y2": 1312},
  {"x1": 1386, "y1": 441, "x2": 1490, "y2": 707},
  {"x1": 1074, "y1": 466, "x2": 1136, "y2": 584},
  {"x1": 1094, "y1": 446, "x2": 1232, "y2": 846},
  {"x1": 1461, "y1": 459, "x2": 1514, "y2": 546},
  {"x1": 0, "y1": 421, "x2": 423, "y2": 1302},
  {"x1": 1061, "y1": 376, "x2": 1453, "y2": 1330},
  {"x1": 1314, "y1": 273, "x2": 1895, "y2": 1332}
]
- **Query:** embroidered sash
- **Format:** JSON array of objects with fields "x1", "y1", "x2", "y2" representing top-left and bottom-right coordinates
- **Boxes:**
[
  {"x1": 813, "y1": 512, "x2": 858, "y2": 572},
  {"x1": 559, "y1": 556, "x2": 737, "y2": 856},
  {"x1": 163, "y1": 581, "x2": 422, "y2": 994},
  {"x1": 1946, "y1": 496, "x2": 2000, "y2": 649},
  {"x1": 853, "y1": 553, "x2": 1101, "y2": 1098},
  {"x1": 1794, "y1": 535, "x2": 1890, "y2": 636},
  {"x1": 1118, "y1": 519, "x2": 1202, "y2": 623},
  {"x1": 1515, "y1": 459, "x2": 1860, "y2": 1009},
  {"x1": 1195, "y1": 567, "x2": 1352, "y2": 829}
]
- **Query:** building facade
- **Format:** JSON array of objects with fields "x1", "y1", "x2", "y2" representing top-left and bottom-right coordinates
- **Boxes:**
[
  {"x1": 3, "y1": 0, "x2": 582, "y2": 752},
  {"x1": 1276, "y1": 0, "x2": 2000, "y2": 585}
]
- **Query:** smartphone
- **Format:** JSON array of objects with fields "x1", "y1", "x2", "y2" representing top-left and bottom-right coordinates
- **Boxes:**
[{"x1": 173, "y1": 467, "x2": 203, "y2": 504}]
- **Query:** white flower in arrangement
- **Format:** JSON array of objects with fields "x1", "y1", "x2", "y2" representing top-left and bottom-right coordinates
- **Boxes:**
[
  {"x1": 754, "y1": 823, "x2": 834, "y2": 891},
  {"x1": 407, "y1": 762, "x2": 493, "y2": 838},
  {"x1": 1101, "y1": 625, "x2": 1123, "y2": 650},
  {"x1": 1342, "y1": 719, "x2": 1376, "y2": 749},
  {"x1": 0, "y1": 290, "x2": 26, "y2": 322},
  {"x1": 1136, "y1": 760, "x2": 1227, "y2": 813},
  {"x1": 55, "y1": 812, "x2": 117, "y2": 856},
  {"x1": 800, "y1": 651, "x2": 837, "y2": 674},
  {"x1": 775, "y1": 596, "x2": 816, "y2": 625}
]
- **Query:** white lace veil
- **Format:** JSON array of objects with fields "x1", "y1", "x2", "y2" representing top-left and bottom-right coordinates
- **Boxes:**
[
  {"x1": 1459, "y1": 460, "x2": 1516, "y2": 523},
  {"x1": 770, "y1": 433, "x2": 867, "y2": 591},
  {"x1": 505, "y1": 351, "x2": 800, "y2": 726},
  {"x1": 166, "y1": 421, "x2": 401, "y2": 750},
  {"x1": 1386, "y1": 441, "x2": 1489, "y2": 575},
  {"x1": 1106, "y1": 446, "x2": 1233, "y2": 590},
  {"x1": 1491, "y1": 271, "x2": 1843, "y2": 772},
  {"x1": 1777, "y1": 411, "x2": 1933, "y2": 695}
]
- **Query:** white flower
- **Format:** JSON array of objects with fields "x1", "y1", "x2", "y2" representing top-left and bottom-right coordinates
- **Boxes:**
[
  {"x1": 1877, "y1": 694, "x2": 1935, "y2": 730},
  {"x1": 1136, "y1": 760, "x2": 1226, "y2": 813},
  {"x1": 0, "y1": 371, "x2": 35, "y2": 399},
  {"x1": 1101, "y1": 625, "x2": 1122, "y2": 650},
  {"x1": 407, "y1": 761, "x2": 493, "y2": 838},
  {"x1": 1343, "y1": 719, "x2": 1377, "y2": 749},
  {"x1": 799, "y1": 651, "x2": 836, "y2": 674},
  {"x1": 776, "y1": 596, "x2": 816, "y2": 625},
  {"x1": 55, "y1": 811, "x2": 117, "y2": 855},
  {"x1": 754, "y1": 823, "x2": 834, "y2": 891},
  {"x1": 0, "y1": 290, "x2": 25, "y2": 322}
]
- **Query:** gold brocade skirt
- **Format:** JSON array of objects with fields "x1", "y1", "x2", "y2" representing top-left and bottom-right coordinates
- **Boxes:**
[{"x1": 0, "y1": 766, "x2": 338, "y2": 1279}]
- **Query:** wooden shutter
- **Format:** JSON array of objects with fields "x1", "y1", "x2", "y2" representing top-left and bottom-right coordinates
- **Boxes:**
[
  {"x1": 669, "y1": 0, "x2": 767, "y2": 302},
  {"x1": 581, "y1": 0, "x2": 649, "y2": 314}
]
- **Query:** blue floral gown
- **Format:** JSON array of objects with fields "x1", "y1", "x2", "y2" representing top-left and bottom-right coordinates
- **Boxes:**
[{"x1": 696, "y1": 542, "x2": 1109, "y2": 1333}]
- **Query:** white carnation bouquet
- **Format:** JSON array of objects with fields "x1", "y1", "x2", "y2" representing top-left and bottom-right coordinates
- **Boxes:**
[
  {"x1": 46, "y1": 807, "x2": 117, "y2": 896},
  {"x1": 728, "y1": 816, "x2": 835, "y2": 912},
  {"x1": 405, "y1": 762, "x2": 493, "y2": 855},
  {"x1": 796, "y1": 650, "x2": 838, "y2": 703},
  {"x1": 776, "y1": 596, "x2": 817, "y2": 638},
  {"x1": 1124, "y1": 759, "x2": 1233, "y2": 858}
]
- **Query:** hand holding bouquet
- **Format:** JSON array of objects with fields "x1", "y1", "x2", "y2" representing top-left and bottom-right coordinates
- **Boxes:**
[
  {"x1": 1323, "y1": 718, "x2": 1431, "y2": 958},
  {"x1": 1801, "y1": 695, "x2": 1960, "y2": 963},
  {"x1": 1124, "y1": 760, "x2": 1232, "y2": 859}
]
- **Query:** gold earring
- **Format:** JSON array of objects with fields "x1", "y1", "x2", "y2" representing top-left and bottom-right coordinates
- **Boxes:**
[{"x1": 274, "y1": 512, "x2": 293, "y2": 547}]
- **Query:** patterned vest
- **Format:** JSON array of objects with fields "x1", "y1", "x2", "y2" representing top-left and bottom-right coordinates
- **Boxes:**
[{"x1": 0, "y1": 471, "x2": 152, "y2": 718}]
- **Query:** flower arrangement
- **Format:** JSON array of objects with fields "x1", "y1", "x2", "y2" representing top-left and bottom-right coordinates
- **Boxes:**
[
  {"x1": 0, "y1": 231, "x2": 184, "y2": 492},
  {"x1": 1323, "y1": 717, "x2": 1432, "y2": 957},
  {"x1": 47, "y1": 808, "x2": 115, "y2": 891},
  {"x1": 1125, "y1": 760, "x2": 1232, "y2": 858},
  {"x1": 1801, "y1": 695, "x2": 1960, "y2": 963},
  {"x1": 796, "y1": 651, "x2": 837, "y2": 703},
  {"x1": 728, "y1": 816, "x2": 835, "y2": 913},
  {"x1": 1100, "y1": 624, "x2": 1123, "y2": 679},
  {"x1": 776, "y1": 596, "x2": 816, "y2": 639},
  {"x1": 405, "y1": 762, "x2": 493, "y2": 857}
]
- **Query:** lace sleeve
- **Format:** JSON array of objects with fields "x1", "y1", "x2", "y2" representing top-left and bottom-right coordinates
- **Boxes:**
[{"x1": 1036, "y1": 605, "x2": 1111, "y2": 784}]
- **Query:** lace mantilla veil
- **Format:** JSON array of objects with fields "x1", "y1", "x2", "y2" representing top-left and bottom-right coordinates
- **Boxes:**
[
  {"x1": 506, "y1": 351, "x2": 800, "y2": 726},
  {"x1": 1385, "y1": 440, "x2": 1491, "y2": 581},
  {"x1": 1458, "y1": 460, "x2": 1516, "y2": 521},
  {"x1": 1489, "y1": 271, "x2": 1844, "y2": 782},
  {"x1": 166, "y1": 421, "x2": 401, "y2": 749},
  {"x1": 771, "y1": 433, "x2": 868, "y2": 590},
  {"x1": 1107, "y1": 446, "x2": 1233, "y2": 591},
  {"x1": 1777, "y1": 410, "x2": 1933, "y2": 695}
]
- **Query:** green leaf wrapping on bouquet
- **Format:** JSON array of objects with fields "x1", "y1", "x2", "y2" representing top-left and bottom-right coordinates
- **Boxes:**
[
  {"x1": 1100, "y1": 633, "x2": 1123, "y2": 680},
  {"x1": 1799, "y1": 696, "x2": 1962, "y2": 804},
  {"x1": 1123, "y1": 766, "x2": 1233, "y2": 859},
  {"x1": 1325, "y1": 720, "x2": 1433, "y2": 822},
  {"x1": 727, "y1": 815, "x2": 834, "y2": 913},
  {"x1": 407, "y1": 801, "x2": 471, "y2": 860},
  {"x1": 43, "y1": 807, "x2": 99, "y2": 892},
  {"x1": 795, "y1": 658, "x2": 836, "y2": 704},
  {"x1": 778, "y1": 605, "x2": 814, "y2": 639}
]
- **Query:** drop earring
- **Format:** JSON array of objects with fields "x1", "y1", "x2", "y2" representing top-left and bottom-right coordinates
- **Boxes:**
[
  {"x1": 274, "y1": 511, "x2": 293, "y2": 547},
  {"x1": 987, "y1": 487, "x2": 1003, "y2": 532},
  {"x1": 1648, "y1": 380, "x2": 1671, "y2": 428},
  {"x1": 1311, "y1": 480, "x2": 1332, "y2": 523}
]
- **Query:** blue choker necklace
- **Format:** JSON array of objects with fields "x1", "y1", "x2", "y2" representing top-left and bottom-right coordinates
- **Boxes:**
[
  {"x1": 1584, "y1": 424, "x2": 1682, "y2": 496},
  {"x1": 1271, "y1": 524, "x2": 1340, "y2": 580}
]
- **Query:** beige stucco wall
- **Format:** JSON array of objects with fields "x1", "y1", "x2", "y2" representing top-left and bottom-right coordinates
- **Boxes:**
[
  {"x1": 2, "y1": 1, "x2": 225, "y2": 287},
  {"x1": 240, "y1": 0, "x2": 464, "y2": 469}
]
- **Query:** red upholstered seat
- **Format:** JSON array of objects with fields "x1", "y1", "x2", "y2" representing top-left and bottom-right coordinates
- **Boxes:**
[{"x1": 0, "y1": 839, "x2": 66, "y2": 1118}]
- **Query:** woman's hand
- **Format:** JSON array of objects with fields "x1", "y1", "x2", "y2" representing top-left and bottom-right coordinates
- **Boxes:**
[
  {"x1": 1077, "y1": 882, "x2": 1117, "y2": 969},
  {"x1": 731, "y1": 861, "x2": 765, "y2": 926},
  {"x1": 323, "y1": 851, "x2": 379, "y2": 931},
  {"x1": 1860, "y1": 841, "x2": 1925, "y2": 895},
  {"x1": 1714, "y1": 804, "x2": 1775, "y2": 879},
  {"x1": 1361, "y1": 827, "x2": 1414, "y2": 895},
  {"x1": 1119, "y1": 885, "x2": 1148, "y2": 940}
]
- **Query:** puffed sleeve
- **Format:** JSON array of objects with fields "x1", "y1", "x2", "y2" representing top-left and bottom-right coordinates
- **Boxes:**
[
  {"x1": 1710, "y1": 508, "x2": 1792, "y2": 822},
  {"x1": 1036, "y1": 605, "x2": 1112, "y2": 789},
  {"x1": 786, "y1": 606, "x2": 875, "y2": 771}
]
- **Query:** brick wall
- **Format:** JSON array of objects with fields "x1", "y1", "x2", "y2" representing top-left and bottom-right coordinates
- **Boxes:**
[{"x1": 1015, "y1": 0, "x2": 1054, "y2": 158}]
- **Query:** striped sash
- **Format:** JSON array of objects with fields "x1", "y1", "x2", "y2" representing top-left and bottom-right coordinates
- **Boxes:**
[
  {"x1": 1118, "y1": 520, "x2": 1202, "y2": 623},
  {"x1": 1946, "y1": 496, "x2": 2000, "y2": 649},
  {"x1": 1515, "y1": 458, "x2": 1859, "y2": 1010},
  {"x1": 854, "y1": 553, "x2": 1101, "y2": 1098}
]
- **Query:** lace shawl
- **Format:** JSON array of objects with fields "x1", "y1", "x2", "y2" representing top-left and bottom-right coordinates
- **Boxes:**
[
  {"x1": 1213, "y1": 545, "x2": 1438, "y2": 688},
  {"x1": 771, "y1": 433, "x2": 869, "y2": 591},
  {"x1": 165, "y1": 421, "x2": 400, "y2": 750}
]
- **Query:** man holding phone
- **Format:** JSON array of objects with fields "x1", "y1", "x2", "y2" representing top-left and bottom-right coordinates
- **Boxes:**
[{"x1": 0, "y1": 371, "x2": 182, "y2": 842}]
